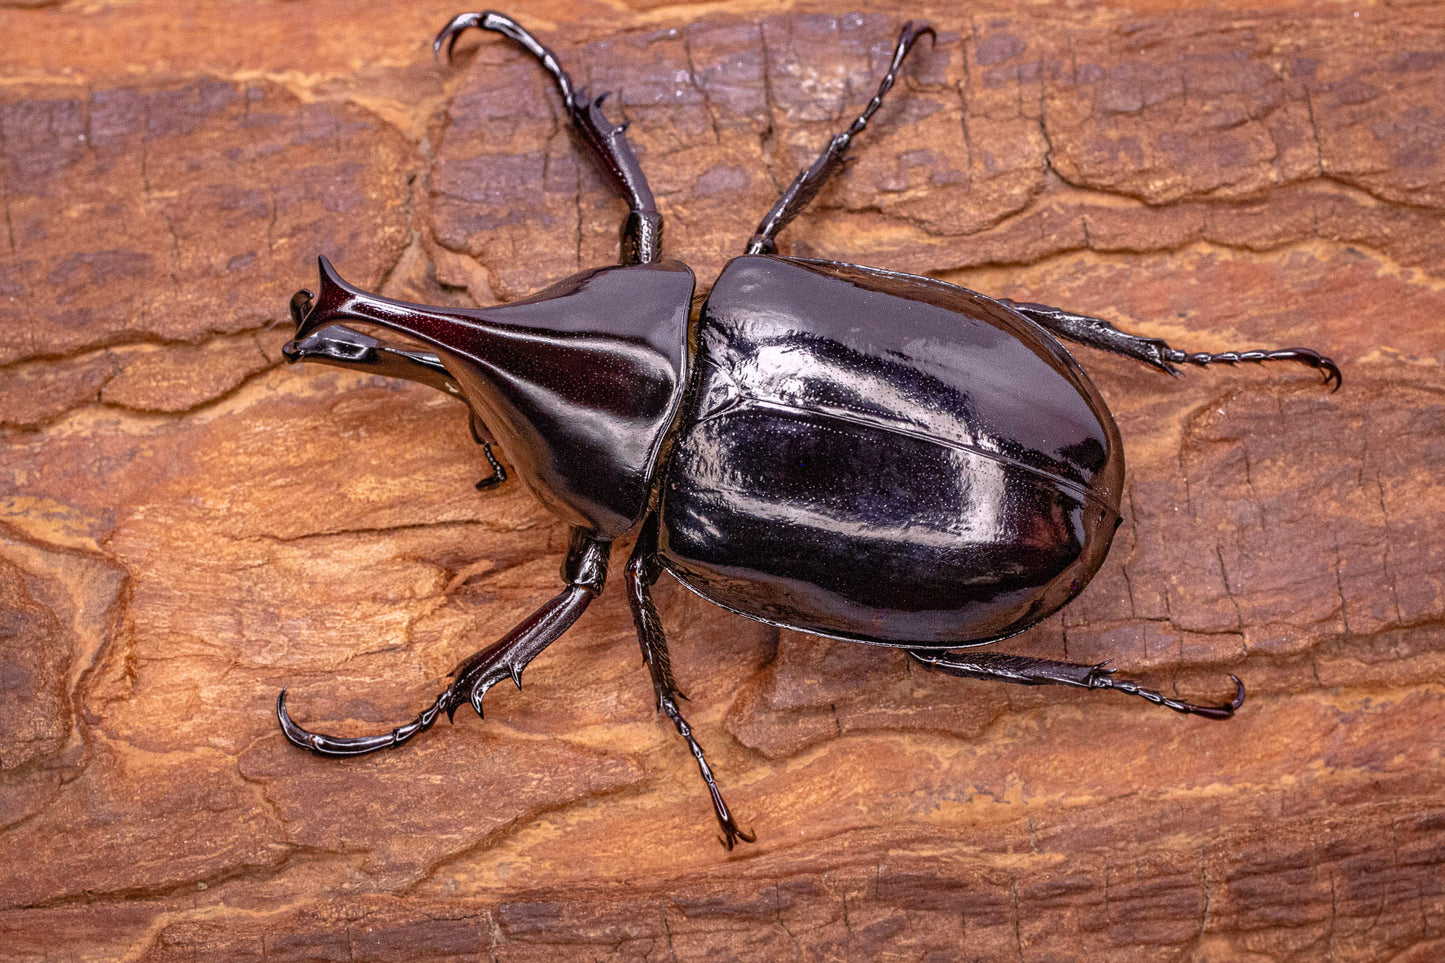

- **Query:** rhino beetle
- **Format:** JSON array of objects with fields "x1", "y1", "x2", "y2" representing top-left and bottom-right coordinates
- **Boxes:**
[{"x1": 277, "y1": 11, "x2": 1341, "y2": 849}]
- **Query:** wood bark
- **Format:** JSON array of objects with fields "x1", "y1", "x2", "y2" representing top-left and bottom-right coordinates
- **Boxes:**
[{"x1": 2, "y1": 1, "x2": 1443, "y2": 959}]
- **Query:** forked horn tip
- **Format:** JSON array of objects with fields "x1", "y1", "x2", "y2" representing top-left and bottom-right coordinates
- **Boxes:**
[{"x1": 313, "y1": 255, "x2": 362, "y2": 302}]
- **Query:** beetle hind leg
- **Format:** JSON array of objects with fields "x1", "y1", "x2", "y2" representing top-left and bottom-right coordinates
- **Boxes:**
[
  {"x1": 907, "y1": 650, "x2": 1245, "y2": 720},
  {"x1": 627, "y1": 517, "x2": 755, "y2": 850},
  {"x1": 1002, "y1": 300, "x2": 1342, "y2": 391}
]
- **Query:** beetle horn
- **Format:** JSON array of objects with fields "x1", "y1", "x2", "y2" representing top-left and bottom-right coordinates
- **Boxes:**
[{"x1": 287, "y1": 256, "x2": 366, "y2": 343}]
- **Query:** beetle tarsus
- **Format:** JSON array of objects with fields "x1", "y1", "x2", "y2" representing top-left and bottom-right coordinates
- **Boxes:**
[
  {"x1": 1003, "y1": 300, "x2": 1342, "y2": 392},
  {"x1": 661, "y1": 695, "x2": 755, "y2": 851},
  {"x1": 628, "y1": 515, "x2": 753, "y2": 850},
  {"x1": 908, "y1": 650, "x2": 1245, "y2": 720},
  {"x1": 433, "y1": 11, "x2": 563, "y2": 82},
  {"x1": 277, "y1": 687, "x2": 451, "y2": 757},
  {"x1": 277, "y1": 549, "x2": 599, "y2": 755},
  {"x1": 1165, "y1": 346, "x2": 1342, "y2": 392},
  {"x1": 1086, "y1": 669, "x2": 1245, "y2": 720}
]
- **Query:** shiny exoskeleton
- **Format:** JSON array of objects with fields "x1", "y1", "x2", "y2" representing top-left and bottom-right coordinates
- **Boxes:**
[{"x1": 278, "y1": 12, "x2": 1341, "y2": 849}]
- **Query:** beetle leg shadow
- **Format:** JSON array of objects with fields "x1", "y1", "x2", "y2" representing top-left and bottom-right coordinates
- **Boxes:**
[
  {"x1": 627, "y1": 515, "x2": 755, "y2": 851},
  {"x1": 1001, "y1": 300, "x2": 1342, "y2": 392},
  {"x1": 907, "y1": 650, "x2": 1246, "y2": 720}
]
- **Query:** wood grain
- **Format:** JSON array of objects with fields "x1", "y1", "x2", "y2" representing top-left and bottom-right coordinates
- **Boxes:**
[{"x1": 2, "y1": 1, "x2": 1443, "y2": 959}]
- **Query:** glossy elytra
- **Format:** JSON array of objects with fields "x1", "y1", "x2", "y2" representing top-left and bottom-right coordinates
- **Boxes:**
[{"x1": 278, "y1": 12, "x2": 1341, "y2": 850}]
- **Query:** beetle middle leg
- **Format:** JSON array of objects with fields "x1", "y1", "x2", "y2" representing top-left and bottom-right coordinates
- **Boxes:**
[
  {"x1": 435, "y1": 11, "x2": 663, "y2": 265},
  {"x1": 747, "y1": 21, "x2": 936, "y2": 256},
  {"x1": 627, "y1": 515, "x2": 755, "y2": 850},
  {"x1": 907, "y1": 650, "x2": 1246, "y2": 719},
  {"x1": 1001, "y1": 300, "x2": 1342, "y2": 391},
  {"x1": 277, "y1": 529, "x2": 608, "y2": 756}
]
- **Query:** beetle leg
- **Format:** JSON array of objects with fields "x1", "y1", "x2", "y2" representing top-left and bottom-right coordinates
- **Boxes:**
[
  {"x1": 747, "y1": 21, "x2": 936, "y2": 256},
  {"x1": 434, "y1": 11, "x2": 662, "y2": 265},
  {"x1": 474, "y1": 438, "x2": 508, "y2": 490},
  {"x1": 1000, "y1": 300, "x2": 1342, "y2": 392},
  {"x1": 466, "y1": 411, "x2": 509, "y2": 489},
  {"x1": 625, "y1": 515, "x2": 686, "y2": 707},
  {"x1": 907, "y1": 650, "x2": 1246, "y2": 720},
  {"x1": 277, "y1": 531, "x2": 609, "y2": 757},
  {"x1": 626, "y1": 516, "x2": 755, "y2": 851},
  {"x1": 658, "y1": 694, "x2": 756, "y2": 851}
]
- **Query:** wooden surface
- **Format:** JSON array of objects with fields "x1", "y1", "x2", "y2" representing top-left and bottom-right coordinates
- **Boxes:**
[{"x1": 3, "y1": 0, "x2": 1444, "y2": 959}]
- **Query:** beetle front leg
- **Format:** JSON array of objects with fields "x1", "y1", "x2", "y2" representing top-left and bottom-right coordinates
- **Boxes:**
[
  {"x1": 435, "y1": 11, "x2": 663, "y2": 265},
  {"x1": 626, "y1": 516, "x2": 755, "y2": 851},
  {"x1": 907, "y1": 650, "x2": 1246, "y2": 720},
  {"x1": 278, "y1": 530, "x2": 609, "y2": 756},
  {"x1": 1001, "y1": 300, "x2": 1342, "y2": 391}
]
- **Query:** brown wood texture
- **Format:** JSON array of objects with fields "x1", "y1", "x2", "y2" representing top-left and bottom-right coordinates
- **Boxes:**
[{"x1": 2, "y1": 0, "x2": 1444, "y2": 959}]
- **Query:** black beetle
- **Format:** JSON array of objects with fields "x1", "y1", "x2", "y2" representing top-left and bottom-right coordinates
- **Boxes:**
[{"x1": 277, "y1": 11, "x2": 1341, "y2": 849}]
